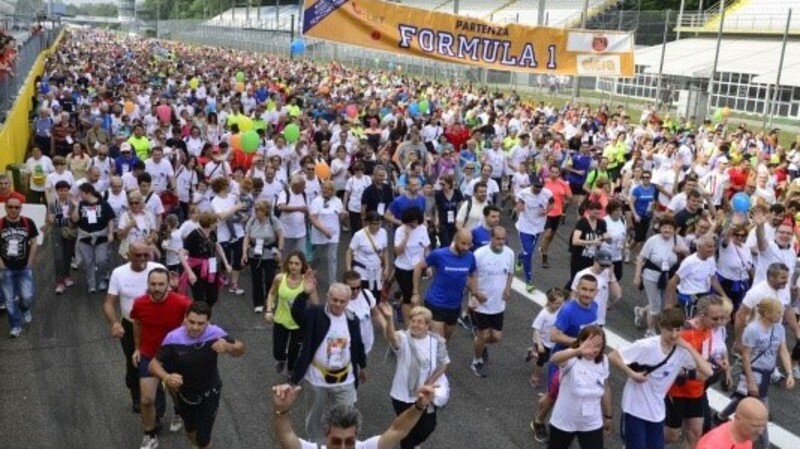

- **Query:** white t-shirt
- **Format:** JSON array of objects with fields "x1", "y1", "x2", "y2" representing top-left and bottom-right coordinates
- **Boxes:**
[
  {"x1": 515, "y1": 188, "x2": 553, "y2": 235},
  {"x1": 144, "y1": 158, "x2": 174, "y2": 193},
  {"x1": 306, "y1": 311, "x2": 354, "y2": 387},
  {"x1": 388, "y1": 331, "x2": 449, "y2": 404},
  {"x1": 618, "y1": 336, "x2": 696, "y2": 422},
  {"x1": 532, "y1": 306, "x2": 560, "y2": 349},
  {"x1": 601, "y1": 216, "x2": 626, "y2": 262},
  {"x1": 212, "y1": 194, "x2": 245, "y2": 242},
  {"x1": 26, "y1": 155, "x2": 54, "y2": 192},
  {"x1": 143, "y1": 190, "x2": 165, "y2": 218},
  {"x1": 175, "y1": 166, "x2": 199, "y2": 203},
  {"x1": 105, "y1": 189, "x2": 128, "y2": 219},
  {"x1": 107, "y1": 262, "x2": 166, "y2": 320},
  {"x1": 118, "y1": 210, "x2": 158, "y2": 245},
  {"x1": 309, "y1": 196, "x2": 343, "y2": 245},
  {"x1": 346, "y1": 289, "x2": 376, "y2": 355},
  {"x1": 299, "y1": 436, "x2": 379, "y2": 449},
  {"x1": 456, "y1": 198, "x2": 487, "y2": 231},
  {"x1": 742, "y1": 279, "x2": 791, "y2": 312},
  {"x1": 349, "y1": 228, "x2": 387, "y2": 285},
  {"x1": 45, "y1": 170, "x2": 75, "y2": 191},
  {"x1": 331, "y1": 158, "x2": 350, "y2": 191},
  {"x1": 204, "y1": 160, "x2": 230, "y2": 181},
  {"x1": 163, "y1": 229, "x2": 183, "y2": 266},
  {"x1": 754, "y1": 241, "x2": 795, "y2": 293},
  {"x1": 716, "y1": 241, "x2": 753, "y2": 281},
  {"x1": 675, "y1": 253, "x2": 717, "y2": 295},
  {"x1": 179, "y1": 219, "x2": 200, "y2": 240},
  {"x1": 465, "y1": 177, "x2": 500, "y2": 198},
  {"x1": 345, "y1": 175, "x2": 372, "y2": 213},
  {"x1": 277, "y1": 190, "x2": 308, "y2": 239},
  {"x1": 550, "y1": 357, "x2": 610, "y2": 432},
  {"x1": 473, "y1": 245, "x2": 515, "y2": 315},
  {"x1": 393, "y1": 225, "x2": 430, "y2": 271},
  {"x1": 572, "y1": 267, "x2": 612, "y2": 325},
  {"x1": 121, "y1": 171, "x2": 139, "y2": 192},
  {"x1": 640, "y1": 234, "x2": 685, "y2": 283}
]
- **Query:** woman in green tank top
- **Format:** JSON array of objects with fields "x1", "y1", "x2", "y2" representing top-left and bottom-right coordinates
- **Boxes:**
[{"x1": 264, "y1": 251, "x2": 317, "y2": 375}]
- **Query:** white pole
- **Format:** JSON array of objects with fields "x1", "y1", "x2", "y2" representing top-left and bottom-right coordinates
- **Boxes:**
[
  {"x1": 705, "y1": 1, "x2": 725, "y2": 117},
  {"x1": 767, "y1": 8, "x2": 791, "y2": 128}
]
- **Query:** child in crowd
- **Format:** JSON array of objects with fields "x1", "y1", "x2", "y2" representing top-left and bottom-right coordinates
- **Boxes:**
[{"x1": 527, "y1": 288, "x2": 566, "y2": 388}]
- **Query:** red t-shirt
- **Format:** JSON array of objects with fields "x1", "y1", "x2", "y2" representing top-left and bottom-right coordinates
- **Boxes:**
[
  {"x1": 0, "y1": 191, "x2": 26, "y2": 203},
  {"x1": 668, "y1": 326, "x2": 711, "y2": 399},
  {"x1": 130, "y1": 292, "x2": 191, "y2": 358},
  {"x1": 697, "y1": 421, "x2": 752, "y2": 449}
]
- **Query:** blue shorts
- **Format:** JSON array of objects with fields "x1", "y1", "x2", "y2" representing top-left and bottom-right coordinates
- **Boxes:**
[
  {"x1": 622, "y1": 412, "x2": 665, "y2": 449},
  {"x1": 138, "y1": 355, "x2": 154, "y2": 378}
]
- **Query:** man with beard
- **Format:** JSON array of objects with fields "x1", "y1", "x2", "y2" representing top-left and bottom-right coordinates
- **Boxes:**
[{"x1": 131, "y1": 268, "x2": 192, "y2": 449}]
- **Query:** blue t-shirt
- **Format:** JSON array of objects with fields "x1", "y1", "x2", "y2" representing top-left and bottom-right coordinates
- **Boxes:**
[
  {"x1": 388, "y1": 195, "x2": 426, "y2": 219},
  {"x1": 631, "y1": 184, "x2": 657, "y2": 218},
  {"x1": 424, "y1": 248, "x2": 477, "y2": 309},
  {"x1": 471, "y1": 225, "x2": 491, "y2": 250},
  {"x1": 566, "y1": 154, "x2": 593, "y2": 185},
  {"x1": 552, "y1": 298, "x2": 598, "y2": 353}
]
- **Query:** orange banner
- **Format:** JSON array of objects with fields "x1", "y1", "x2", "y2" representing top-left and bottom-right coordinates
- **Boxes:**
[{"x1": 302, "y1": 0, "x2": 635, "y2": 76}]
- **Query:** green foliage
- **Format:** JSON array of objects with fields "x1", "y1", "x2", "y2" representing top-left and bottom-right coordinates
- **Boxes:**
[
  {"x1": 637, "y1": 0, "x2": 704, "y2": 11},
  {"x1": 64, "y1": 2, "x2": 118, "y2": 17}
]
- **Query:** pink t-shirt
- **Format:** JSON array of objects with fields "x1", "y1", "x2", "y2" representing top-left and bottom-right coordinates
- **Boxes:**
[{"x1": 696, "y1": 422, "x2": 753, "y2": 449}]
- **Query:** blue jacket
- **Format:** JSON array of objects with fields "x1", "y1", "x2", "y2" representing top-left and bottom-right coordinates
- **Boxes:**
[{"x1": 289, "y1": 292, "x2": 367, "y2": 386}]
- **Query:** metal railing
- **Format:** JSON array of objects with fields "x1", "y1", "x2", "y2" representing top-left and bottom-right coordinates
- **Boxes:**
[{"x1": 0, "y1": 28, "x2": 61, "y2": 120}]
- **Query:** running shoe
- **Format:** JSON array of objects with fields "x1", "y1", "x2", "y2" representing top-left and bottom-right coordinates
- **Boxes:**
[
  {"x1": 254, "y1": 306, "x2": 264, "y2": 314},
  {"x1": 55, "y1": 283, "x2": 65, "y2": 295},
  {"x1": 526, "y1": 282, "x2": 536, "y2": 293},
  {"x1": 541, "y1": 253, "x2": 550, "y2": 269},
  {"x1": 458, "y1": 313, "x2": 473, "y2": 330},
  {"x1": 531, "y1": 420, "x2": 549, "y2": 443},
  {"x1": 471, "y1": 361, "x2": 487, "y2": 378},
  {"x1": 229, "y1": 284, "x2": 245, "y2": 295},
  {"x1": 139, "y1": 435, "x2": 158, "y2": 449},
  {"x1": 771, "y1": 368, "x2": 784, "y2": 384},
  {"x1": 793, "y1": 366, "x2": 800, "y2": 380},
  {"x1": 525, "y1": 347, "x2": 535, "y2": 363},
  {"x1": 9, "y1": 327, "x2": 21, "y2": 338},
  {"x1": 64, "y1": 277, "x2": 74, "y2": 287},
  {"x1": 169, "y1": 415, "x2": 183, "y2": 432},
  {"x1": 515, "y1": 259, "x2": 522, "y2": 273},
  {"x1": 275, "y1": 361, "x2": 286, "y2": 374},
  {"x1": 23, "y1": 311, "x2": 32, "y2": 324}
]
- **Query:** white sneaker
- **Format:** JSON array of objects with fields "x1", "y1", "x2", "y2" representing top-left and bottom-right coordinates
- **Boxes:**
[
  {"x1": 140, "y1": 435, "x2": 158, "y2": 449},
  {"x1": 169, "y1": 415, "x2": 183, "y2": 432},
  {"x1": 771, "y1": 367, "x2": 784, "y2": 384},
  {"x1": 9, "y1": 327, "x2": 21, "y2": 338},
  {"x1": 633, "y1": 307, "x2": 645, "y2": 329},
  {"x1": 23, "y1": 311, "x2": 32, "y2": 324},
  {"x1": 254, "y1": 306, "x2": 264, "y2": 314},
  {"x1": 792, "y1": 366, "x2": 800, "y2": 379}
]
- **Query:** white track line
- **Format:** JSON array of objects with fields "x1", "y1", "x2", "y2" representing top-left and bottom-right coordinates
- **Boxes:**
[{"x1": 512, "y1": 278, "x2": 800, "y2": 448}]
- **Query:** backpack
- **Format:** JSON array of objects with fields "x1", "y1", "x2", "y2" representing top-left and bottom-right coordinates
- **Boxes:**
[{"x1": 275, "y1": 187, "x2": 306, "y2": 218}]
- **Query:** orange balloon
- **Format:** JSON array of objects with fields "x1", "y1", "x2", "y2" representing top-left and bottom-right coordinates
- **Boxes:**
[
  {"x1": 231, "y1": 134, "x2": 242, "y2": 151},
  {"x1": 235, "y1": 81, "x2": 245, "y2": 93},
  {"x1": 315, "y1": 162, "x2": 331, "y2": 181}
]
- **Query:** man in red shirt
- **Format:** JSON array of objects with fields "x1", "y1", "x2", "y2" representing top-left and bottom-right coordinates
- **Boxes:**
[
  {"x1": 539, "y1": 165, "x2": 572, "y2": 268},
  {"x1": 0, "y1": 174, "x2": 26, "y2": 204},
  {"x1": 131, "y1": 267, "x2": 191, "y2": 449}
]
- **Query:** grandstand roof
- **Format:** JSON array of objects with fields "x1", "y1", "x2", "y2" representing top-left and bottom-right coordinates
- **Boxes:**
[{"x1": 634, "y1": 37, "x2": 800, "y2": 87}]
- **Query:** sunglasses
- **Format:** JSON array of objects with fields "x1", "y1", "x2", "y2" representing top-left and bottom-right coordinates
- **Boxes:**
[
  {"x1": 130, "y1": 201, "x2": 142, "y2": 205},
  {"x1": 5, "y1": 205, "x2": 20, "y2": 210}
]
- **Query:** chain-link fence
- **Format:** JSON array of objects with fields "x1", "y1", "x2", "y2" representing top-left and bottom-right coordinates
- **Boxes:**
[{"x1": 0, "y1": 27, "x2": 61, "y2": 121}]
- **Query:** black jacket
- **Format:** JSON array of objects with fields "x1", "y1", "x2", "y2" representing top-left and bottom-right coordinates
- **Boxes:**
[{"x1": 289, "y1": 291, "x2": 367, "y2": 386}]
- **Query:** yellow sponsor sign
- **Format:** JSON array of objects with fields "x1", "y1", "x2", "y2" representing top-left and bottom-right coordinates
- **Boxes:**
[{"x1": 301, "y1": 0, "x2": 634, "y2": 76}]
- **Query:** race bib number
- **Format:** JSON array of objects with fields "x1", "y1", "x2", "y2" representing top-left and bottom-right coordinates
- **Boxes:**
[
  {"x1": 86, "y1": 207, "x2": 98, "y2": 225},
  {"x1": 447, "y1": 210, "x2": 455, "y2": 224},
  {"x1": 7, "y1": 239, "x2": 20, "y2": 257},
  {"x1": 208, "y1": 257, "x2": 218, "y2": 274},
  {"x1": 377, "y1": 203, "x2": 385, "y2": 216},
  {"x1": 254, "y1": 239, "x2": 264, "y2": 256}
]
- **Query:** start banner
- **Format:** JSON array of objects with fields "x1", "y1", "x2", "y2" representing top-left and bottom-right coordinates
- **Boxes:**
[{"x1": 301, "y1": 0, "x2": 635, "y2": 77}]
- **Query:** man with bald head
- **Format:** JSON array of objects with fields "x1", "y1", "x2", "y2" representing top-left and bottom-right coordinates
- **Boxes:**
[
  {"x1": 103, "y1": 241, "x2": 166, "y2": 412},
  {"x1": 698, "y1": 398, "x2": 767, "y2": 449},
  {"x1": 412, "y1": 228, "x2": 479, "y2": 340}
]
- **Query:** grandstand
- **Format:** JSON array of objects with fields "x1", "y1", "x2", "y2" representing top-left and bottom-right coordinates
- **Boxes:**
[
  {"x1": 677, "y1": 0, "x2": 800, "y2": 35},
  {"x1": 206, "y1": 4, "x2": 301, "y2": 31},
  {"x1": 600, "y1": 0, "x2": 800, "y2": 120}
]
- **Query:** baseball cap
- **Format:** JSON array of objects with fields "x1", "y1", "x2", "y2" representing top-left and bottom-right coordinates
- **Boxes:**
[
  {"x1": 532, "y1": 178, "x2": 544, "y2": 188},
  {"x1": 595, "y1": 249, "x2": 613, "y2": 267},
  {"x1": 120, "y1": 142, "x2": 132, "y2": 152}
]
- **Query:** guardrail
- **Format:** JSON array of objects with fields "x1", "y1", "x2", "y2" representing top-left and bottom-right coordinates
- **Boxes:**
[{"x1": 0, "y1": 29, "x2": 60, "y2": 118}]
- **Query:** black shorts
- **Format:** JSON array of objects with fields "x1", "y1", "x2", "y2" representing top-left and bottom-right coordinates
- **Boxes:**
[
  {"x1": 536, "y1": 346, "x2": 552, "y2": 367},
  {"x1": 664, "y1": 395, "x2": 706, "y2": 429},
  {"x1": 544, "y1": 216, "x2": 561, "y2": 232},
  {"x1": 569, "y1": 182, "x2": 585, "y2": 195},
  {"x1": 424, "y1": 301, "x2": 461, "y2": 326},
  {"x1": 472, "y1": 311, "x2": 504, "y2": 331},
  {"x1": 177, "y1": 388, "x2": 221, "y2": 447},
  {"x1": 633, "y1": 215, "x2": 652, "y2": 242},
  {"x1": 221, "y1": 238, "x2": 244, "y2": 271}
]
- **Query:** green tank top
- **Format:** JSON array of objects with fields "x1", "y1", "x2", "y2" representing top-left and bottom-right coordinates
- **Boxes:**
[{"x1": 274, "y1": 273, "x2": 304, "y2": 330}]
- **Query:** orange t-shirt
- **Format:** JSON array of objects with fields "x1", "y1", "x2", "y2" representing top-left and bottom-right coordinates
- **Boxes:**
[
  {"x1": 544, "y1": 178, "x2": 571, "y2": 218},
  {"x1": 667, "y1": 326, "x2": 711, "y2": 399},
  {"x1": 697, "y1": 421, "x2": 752, "y2": 449}
]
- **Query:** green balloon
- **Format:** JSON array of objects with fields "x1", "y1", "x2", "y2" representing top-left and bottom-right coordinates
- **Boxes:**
[
  {"x1": 242, "y1": 130, "x2": 260, "y2": 153},
  {"x1": 283, "y1": 124, "x2": 301, "y2": 144},
  {"x1": 419, "y1": 100, "x2": 429, "y2": 114},
  {"x1": 236, "y1": 71, "x2": 245, "y2": 82}
]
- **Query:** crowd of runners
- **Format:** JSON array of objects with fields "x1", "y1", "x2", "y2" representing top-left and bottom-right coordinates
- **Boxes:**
[{"x1": 4, "y1": 28, "x2": 800, "y2": 448}]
